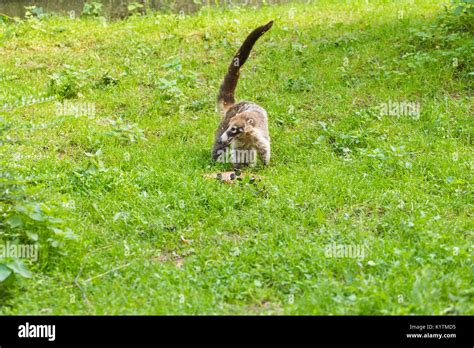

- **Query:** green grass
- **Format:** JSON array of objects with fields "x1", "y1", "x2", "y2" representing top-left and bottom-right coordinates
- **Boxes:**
[{"x1": 0, "y1": 0, "x2": 472, "y2": 315}]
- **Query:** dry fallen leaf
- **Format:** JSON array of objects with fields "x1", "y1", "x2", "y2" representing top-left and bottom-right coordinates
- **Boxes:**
[{"x1": 203, "y1": 171, "x2": 263, "y2": 184}]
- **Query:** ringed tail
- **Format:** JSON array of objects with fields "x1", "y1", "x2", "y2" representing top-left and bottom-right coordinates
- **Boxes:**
[{"x1": 217, "y1": 20, "x2": 274, "y2": 114}]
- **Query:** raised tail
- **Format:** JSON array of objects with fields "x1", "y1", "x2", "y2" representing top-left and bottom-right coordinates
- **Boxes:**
[{"x1": 217, "y1": 20, "x2": 274, "y2": 115}]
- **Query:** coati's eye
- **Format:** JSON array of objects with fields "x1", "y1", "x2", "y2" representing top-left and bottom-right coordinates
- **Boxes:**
[{"x1": 231, "y1": 126, "x2": 237, "y2": 132}]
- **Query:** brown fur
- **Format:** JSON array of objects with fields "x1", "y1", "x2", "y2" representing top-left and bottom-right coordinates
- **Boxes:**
[{"x1": 212, "y1": 22, "x2": 273, "y2": 167}]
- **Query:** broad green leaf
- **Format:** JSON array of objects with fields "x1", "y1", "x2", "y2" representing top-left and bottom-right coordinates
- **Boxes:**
[
  {"x1": 0, "y1": 264, "x2": 13, "y2": 282},
  {"x1": 7, "y1": 260, "x2": 32, "y2": 278},
  {"x1": 6, "y1": 215, "x2": 23, "y2": 228},
  {"x1": 453, "y1": 5, "x2": 464, "y2": 14},
  {"x1": 26, "y1": 231, "x2": 39, "y2": 241},
  {"x1": 28, "y1": 211, "x2": 45, "y2": 222}
]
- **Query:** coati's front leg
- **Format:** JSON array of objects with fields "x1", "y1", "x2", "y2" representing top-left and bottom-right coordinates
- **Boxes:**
[
  {"x1": 212, "y1": 140, "x2": 229, "y2": 162},
  {"x1": 255, "y1": 138, "x2": 270, "y2": 166},
  {"x1": 229, "y1": 141, "x2": 258, "y2": 168}
]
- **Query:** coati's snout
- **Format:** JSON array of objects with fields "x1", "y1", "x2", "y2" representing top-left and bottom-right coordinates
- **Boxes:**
[
  {"x1": 219, "y1": 114, "x2": 255, "y2": 144},
  {"x1": 219, "y1": 125, "x2": 242, "y2": 144}
]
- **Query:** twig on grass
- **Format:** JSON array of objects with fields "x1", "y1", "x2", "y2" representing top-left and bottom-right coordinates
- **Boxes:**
[{"x1": 82, "y1": 262, "x2": 133, "y2": 283}]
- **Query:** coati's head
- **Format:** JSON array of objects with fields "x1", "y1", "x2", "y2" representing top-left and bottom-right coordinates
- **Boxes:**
[{"x1": 219, "y1": 113, "x2": 256, "y2": 144}]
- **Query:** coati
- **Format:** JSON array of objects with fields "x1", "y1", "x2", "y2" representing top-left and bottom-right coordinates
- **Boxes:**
[{"x1": 211, "y1": 20, "x2": 273, "y2": 167}]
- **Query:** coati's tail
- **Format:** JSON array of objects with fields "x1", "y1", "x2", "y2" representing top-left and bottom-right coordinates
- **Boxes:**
[{"x1": 217, "y1": 20, "x2": 274, "y2": 115}]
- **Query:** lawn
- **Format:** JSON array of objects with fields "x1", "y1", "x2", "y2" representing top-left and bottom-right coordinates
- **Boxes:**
[{"x1": 0, "y1": 0, "x2": 472, "y2": 315}]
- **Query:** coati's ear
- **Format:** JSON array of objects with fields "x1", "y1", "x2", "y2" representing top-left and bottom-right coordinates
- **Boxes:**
[{"x1": 246, "y1": 118, "x2": 255, "y2": 126}]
